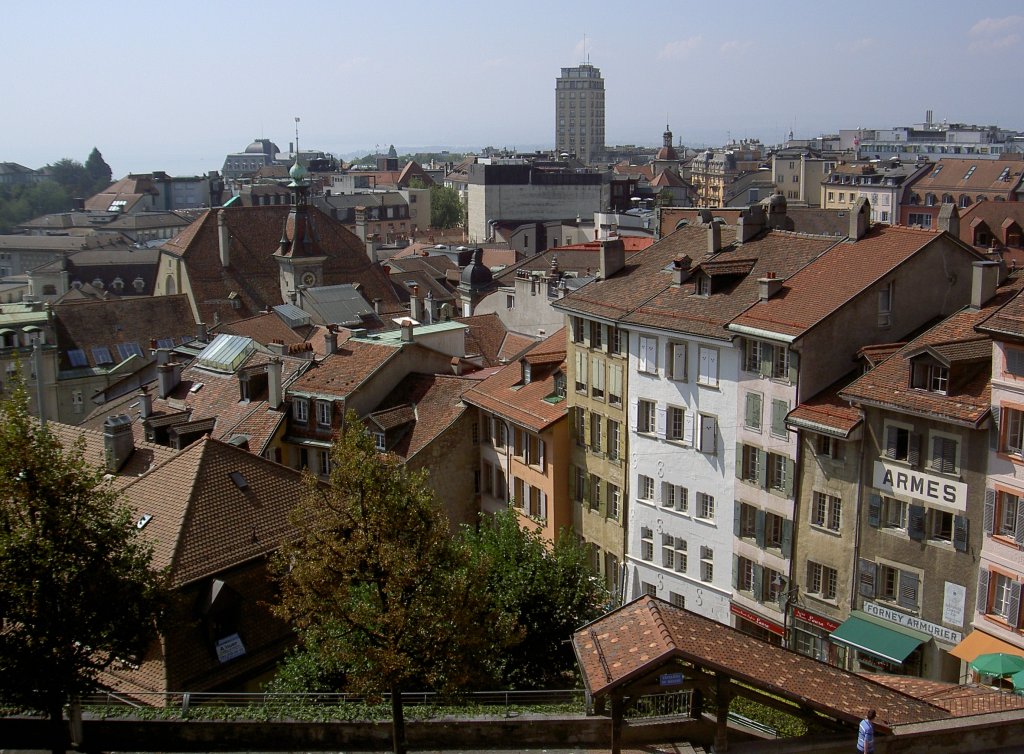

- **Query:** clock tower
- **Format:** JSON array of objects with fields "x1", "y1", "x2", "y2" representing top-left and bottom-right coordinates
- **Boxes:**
[{"x1": 274, "y1": 157, "x2": 327, "y2": 303}]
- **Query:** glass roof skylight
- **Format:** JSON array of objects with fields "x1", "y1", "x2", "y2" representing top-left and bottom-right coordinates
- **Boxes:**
[{"x1": 196, "y1": 334, "x2": 255, "y2": 373}]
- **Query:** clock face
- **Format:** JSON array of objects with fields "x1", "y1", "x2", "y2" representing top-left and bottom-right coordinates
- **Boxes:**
[{"x1": 301, "y1": 272, "x2": 316, "y2": 287}]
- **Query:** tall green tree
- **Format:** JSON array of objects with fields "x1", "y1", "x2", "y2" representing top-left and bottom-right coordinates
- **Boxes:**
[
  {"x1": 273, "y1": 414, "x2": 507, "y2": 754},
  {"x1": 429, "y1": 184, "x2": 464, "y2": 229},
  {"x1": 461, "y1": 510, "x2": 609, "y2": 689},
  {"x1": 0, "y1": 379, "x2": 167, "y2": 750},
  {"x1": 84, "y1": 147, "x2": 112, "y2": 194},
  {"x1": 45, "y1": 158, "x2": 92, "y2": 199}
]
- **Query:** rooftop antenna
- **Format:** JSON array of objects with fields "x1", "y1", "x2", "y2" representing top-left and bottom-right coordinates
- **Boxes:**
[
  {"x1": 294, "y1": 116, "x2": 301, "y2": 158},
  {"x1": 583, "y1": 33, "x2": 588, "y2": 64}
]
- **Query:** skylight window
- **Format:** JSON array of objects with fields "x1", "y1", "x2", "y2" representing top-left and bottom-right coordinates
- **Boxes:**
[
  {"x1": 67, "y1": 349, "x2": 87, "y2": 367},
  {"x1": 156, "y1": 338, "x2": 175, "y2": 349},
  {"x1": 92, "y1": 346, "x2": 113, "y2": 365},
  {"x1": 963, "y1": 166, "x2": 976, "y2": 180},
  {"x1": 229, "y1": 471, "x2": 248, "y2": 490},
  {"x1": 116, "y1": 342, "x2": 144, "y2": 360}
]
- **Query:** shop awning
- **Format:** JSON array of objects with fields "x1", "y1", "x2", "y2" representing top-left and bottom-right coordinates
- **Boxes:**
[
  {"x1": 949, "y1": 630, "x2": 1024, "y2": 663},
  {"x1": 830, "y1": 612, "x2": 927, "y2": 664}
]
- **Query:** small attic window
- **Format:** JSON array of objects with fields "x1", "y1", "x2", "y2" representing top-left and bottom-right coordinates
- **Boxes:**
[
  {"x1": 911, "y1": 361, "x2": 949, "y2": 394},
  {"x1": 523, "y1": 361, "x2": 532, "y2": 384},
  {"x1": 229, "y1": 471, "x2": 248, "y2": 490},
  {"x1": 374, "y1": 432, "x2": 386, "y2": 452}
]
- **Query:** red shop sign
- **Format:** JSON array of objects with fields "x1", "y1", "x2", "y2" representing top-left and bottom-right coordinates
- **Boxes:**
[
  {"x1": 792, "y1": 607, "x2": 840, "y2": 633},
  {"x1": 731, "y1": 603, "x2": 784, "y2": 636}
]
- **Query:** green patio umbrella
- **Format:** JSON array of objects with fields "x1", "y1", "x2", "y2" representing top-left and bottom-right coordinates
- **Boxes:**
[
  {"x1": 970, "y1": 652, "x2": 1024, "y2": 677},
  {"x1": 1011, "y1": 669, "x2": 1024, "y2": 690}
]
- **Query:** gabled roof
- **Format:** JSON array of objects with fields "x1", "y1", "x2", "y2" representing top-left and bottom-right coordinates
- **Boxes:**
[
  {"x1": 213, "y1": 310, "x2": 319, "y2": 349},
  {"x1": 370, "y1": 373, "x2": 478, "y2": 460},
  {"x1": 287, "y1": 339, "x2": 398, "y2": 399},
  {"x1": 977, "y1": 283, "x2": 1024, "y2": 340},
  {"x1": 574, "y1": 597, "x2": 949, "y2": 727},
  {"x1": 730, "y1": 226, "x2": 979, "y2": 340},
  {"x1": 786, "y1": 371, "x2": 863, "y2": 438},
  {"x1": 462, "y1": 329, "x2": 567, "y2": 433},
  {"x1": 54, "y1": 294, "x2": 197, "y2": 371},
  {"x1": 119, "y1": 436, "x2": 310, "y2": 588},
  {"x1": 841, "y1": 274, "x2": 1024, "y2": 425},
  {"x1": 454, "y1": 312, "x2": 522, "y2": 367},
  {"x1": 909, "y1": 158, "x2": 1024, "y2": 194},
  {"x1": 47, "y1": 422, "x2": 177, "y2": 490},
  {"x1": 160, "y1": 206, "x2": 401, "y2": 325},
  {"x1": 559, "y1": 223, "x2": 838, "y2": 339}
]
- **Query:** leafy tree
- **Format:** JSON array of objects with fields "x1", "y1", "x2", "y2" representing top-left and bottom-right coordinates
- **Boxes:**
[
  {"x1": 430, "y1": 184, "x2": 464, "y2": 229},
  {"x1": 657, "y1": 188, "x2": 676, "y2": 207},
  {"x1": 273, "y1": 413, "x2": 508, "y2": 754},
  {"x1": 84, "y1": 147, "x2": 112, "y2": 194},
  {"x1": 0, "y1": 378, "x2": 168, "y2": 750},
  {"x1": 45, "y1": 158, "x2": 93, "y2": 199},
  {"x1": 461, "y1": 510, "x2": 609, "y2": 689},
  {"x1": 0, "y1": 180, "x2": 72, "y2": 232},
  {"x1": 406, "y1": 176, "x2": 428, "y2": 190}
]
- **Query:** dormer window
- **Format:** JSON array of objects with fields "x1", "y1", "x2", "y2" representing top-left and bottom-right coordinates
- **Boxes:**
[
  {"x1": 911, "y1": 362, "x2": 949, "y2": 394},
  {"x1": 523, "y1": 361, "x2": 532, "y2": 384},
  {"x1": 696, "y1": 274, "x2": 711, "y2": 296},
  {"x1": 374, "y1": 431, "x2": 386, "y2": 452}
]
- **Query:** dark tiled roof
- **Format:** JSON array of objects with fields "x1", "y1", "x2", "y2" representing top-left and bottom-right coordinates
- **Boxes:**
[
  {"x1": 161, "y1": 206, "x2": 401, "y2": 325},
  {"x1": 842, "y1": 274, "x2": 1024, "y2": 424},
  {"x1": 574, "y1": 597, "x2": 949, "y2": 728},
  {"x1": 48, "y1": 422, "x2": 177, "y2": 489},
  {"x1": 54, "y1": 295, "x2": 196, "y2": 370},
  {"x1": 371, "y1": 373, "x2": 477, "y2": 460},
  {"x1": 455, "y1": 312, "x2": 511, "y2": 367},
  {"x1": 977, "y1": 285, "x2": 1024, "y2": 340},
  {"x1": 731, "y1": 226, "x2": 965, "y2": 339},
  {"x1": 213, "y1": 311, "x2": 317, "y2": 348}
]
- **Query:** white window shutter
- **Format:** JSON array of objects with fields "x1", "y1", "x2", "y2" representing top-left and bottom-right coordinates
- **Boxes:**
[
  {"x1": 638, "y1": 338, "x2": 649, "y2": 372},
  {"x1": 539, "y1": 439, "x2": 546, "y2": 471},
  {"x1": 656, "y1": 405, "x2": 667, "y2": 438},
  {"x1": 683, "y1": 411, "x2": 695, "y2": 446},
  {"x1": 629, "y1": 399, "x2": 638, "y2": 432},
  {"x1": 672, "y1": 343, "x2": 686, "y2": 380}
]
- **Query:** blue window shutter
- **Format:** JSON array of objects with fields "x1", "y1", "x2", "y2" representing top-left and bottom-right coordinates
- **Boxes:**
[
  {"x1": 984, "y1": 489, "x2": 996, "y2": 535},
  {"x1": 868, "y1": 494, "x2": 882, "y2": 528},
  {"x1": 908, "y1": 504, "x2": 926, "y2": 541},
  {"x1": 1010, "y1": 581, "x2": 1023, "y2": 629},
  {"x1": 859, "y1": 559, "x2": 876, "y2": 598},
  {"x1": 977, "y1": 570, "x2": 990, "y2": 614},
  {"x1": 953, "y1": 515, "x2": 968, "y2": 552}
]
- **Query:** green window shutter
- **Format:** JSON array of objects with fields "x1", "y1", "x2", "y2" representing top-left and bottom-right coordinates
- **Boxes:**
[
  {"x1": 908, "y1": 504, "x2": 926, "y2": 541},
  {"x1": 788, "y1": 350, "x2": 799, "y2": 384},
  {"x1": 784, "y1": 458, "x2": 795, "y2": 498},
  {"x1": 755, "y1": 509, "x2": 766, "y2": 548},
  {"x1": 735, "y1": 443, "x2": 744, "y2": 480},
  {"x1": 771, "y1": 399, "x2": 788, "y2": 437},
  {"x1": 734, "y1": 500, "x2": 742, "y2": 537},
  {"x1": 781, "y1": 519, "x2": 793, "y2": 559},
  {"x1": 757, "y1": 449, "x2": 768, "y2": 489},
  {"x1": 953, "y1": 515, "x2": 968, "y2": 552},
  {"x1": 759, "y1": 343, "x2": 772, "y2": 377},
  {"x1": 908, "y1": 433, "x2": 921, "y2": 467},
  {"x1": 868, "y1": 493, "x2": 882, "y2": 528},
  {"x1": 858, "y1": 559, "x2": 876, "y2": 598},
  {"x1": 752, "y1": 564, "x2": 764, "y2": 602}
]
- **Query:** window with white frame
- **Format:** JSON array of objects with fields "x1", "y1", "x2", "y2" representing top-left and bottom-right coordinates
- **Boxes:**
[
  {"x1": 293, "y1": 398, "x2": 309, "y2": 423},
  {"x1": 641, "y1": 526, "x2": 654, "y2": 561},
  {"x1": 768, "y1": 452, "x2": 788, "y2": 492},
  {"x1": 318, "y1": 449, "x2": 332, "y2": 476},
  {"x1": 816, "y1": 434, "x2": 844, "y2": 461},
  {"x1": 738, "y1": 502, "x2": 756, "y2": 539},
  {"x1": 590, "y1": 321, "x2": 603, "y2": 349},
  {"x1": 997, "y1": 491, "x2": 1020, "y2": 538},
  {"x1": 990, "y1": 572, "x2": 1019, "y2": 621},
  {"x1": 879, "y1": 563, "x2": 919, "y2": 609},
  {"x1": 884, "y1": 422, "x2": 916, "y2": 463},
  {"x1": 662, "y1": 482, "x2": 688, "y2": 512},
  {"x1": 638, "y1": 474, "x2": 655, "y2": 501},
  {"x1": 571, "y1": 316, "x2": 584, "y2": 343},
  {"x1": 612, "y1": 327, "x2": 625, "y2": 355},
  {"x1": 744, "y1": 339, "x2": 763, "y2": 372},
  {"x1": 607, "y1": 483, "x2": 620, "y2": 520},
  {"x1": 638, "y1": 336, "x2": 658, "y2": 374},
  {"x1": 764, "y1": 512, "x2": 785, "y2": 549},
  {"x1": 697, "y1": 492, "x2": 714, "y2": 519},
  {"x1": 929, "y1": 509, "x2": 953, "y2": 542},
  {"x1": 912, "y1": 362, "x2": 949, "y2": 394},
  {"x1": 638, "y1": 399, "x2": 656, "y2": 433},
  {"x1": 662, "y1": 533, "x2": 676, "y2": 569},
  {"x1": 741, "y1": 445, "x2": 761, "y2": 484},
  {"x1": 669, "y1": 342, "x2": 687, "y2": 381},
  {"x1": 738, "y1": 556, "x2": 755, "y2": 592},
  {"x1": 374, "y1": 431, "x2": 386, "y2": 451},
  {"x1": 700, "y1": 546, "x2": 714, "y2": 582},
  {"x1": 667, "y1": 406, "x2": 686, "y2": 442},
  {"x1": 697, "y1": 346, "x2": 718, "y2": 387},
  {"x1": 882, "y1": 497, "x2": 907, "y2": 529},
  {"x1": 811, "y1": 491, "x2": 842, "y2": 532},
  {"x1": 808, "y1": 561, "x2": 838, "y2": 600},
  {"x1": 670, "y1": 592, "x2": 686, "y2": 608},
  {"x1": 1004, "y1": 407, "x2": 1024, "y2": 456},
  {"x1": 1006, "y1": 349, "x2": 1024, "y2": 377},
  {"x1": 316, "y1": 400, "x2": 332, "y2": 427},
  {"x1": 607, "y1": 419, "x2": 620, "y2": 459}
]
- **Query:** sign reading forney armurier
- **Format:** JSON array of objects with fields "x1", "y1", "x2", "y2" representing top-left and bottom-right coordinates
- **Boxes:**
[
  {"x1": 873, "y1": 461, "x2": 968, "y2": 512},
  {"x1": 863, "y1": 601, "x2": 962, "y2": 645}
]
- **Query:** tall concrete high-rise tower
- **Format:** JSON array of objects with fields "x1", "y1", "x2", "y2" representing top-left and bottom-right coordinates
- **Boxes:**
[{"x1": 555, "y1": 63, "x2": 605, "y2": 166}]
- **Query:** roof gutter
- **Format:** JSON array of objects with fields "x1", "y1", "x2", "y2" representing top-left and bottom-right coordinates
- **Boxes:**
[
  {"x1": 726, "y1": 323, "x2": 797, "y2": 344},
  {"x1": 785, "y1": 415, "x2": 861, "y2": 439}
]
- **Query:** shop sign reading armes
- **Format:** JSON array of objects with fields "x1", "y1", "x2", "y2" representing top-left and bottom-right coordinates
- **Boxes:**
[{"x1": 872, "y1": 461, "x2": 968, "y2": 512}]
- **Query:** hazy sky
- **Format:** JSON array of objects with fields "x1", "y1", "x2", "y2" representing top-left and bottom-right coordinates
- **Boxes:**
[{"x1": 4, "y1": 0, "x2": 1022, "y2": 176}]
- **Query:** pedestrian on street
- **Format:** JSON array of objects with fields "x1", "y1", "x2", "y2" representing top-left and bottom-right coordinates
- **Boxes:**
[{"x1": 857, "y1": 708, "x2": 876, "y2": 753}]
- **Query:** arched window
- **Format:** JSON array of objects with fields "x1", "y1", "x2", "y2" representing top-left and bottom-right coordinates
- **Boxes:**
[
  {"x1": 925, "y1": 193, "x2": 936, "y2": 206},
  {"x1": 941, "y1": 194, "x2": 953, "y2": 204},
  {"x1": 909, "y1": 194, "x2": 920, "y2": 206},
  {"x1": 165, "y1": 274, "x2": 176, "y2": 295}
]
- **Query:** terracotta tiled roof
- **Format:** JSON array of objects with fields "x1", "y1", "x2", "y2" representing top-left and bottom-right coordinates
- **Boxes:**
[
  {"x1": 462, "y1": 330, "x2": 567, "y2": 433},
  {"x1": 455, "y1": 312, "x2": 513, "y2": 367},
  {"x1": 287, "y1": 340, "x2": 398, "y2": 398},
  {"x1": 47, "y1": 422, "x2": 177, "y2": 489},
  {"x1": 54, "y1": 295, "x2": 197, "y2": 370},
  {"x1": 786, "y1": 371, "x2": 863, "y2": 437},
  {"x1": 574, "y1": 597, "x2": 949, "y2": 728},
  {"x1": 859, "y1": 342, "x2": 908, "y2": 368},
  {"x1": 862, "y1": 675, "x2": 1024, "y2": 718},
  {"x1": 977, "y1": 284, "x2": 1024, "y2": 339},
  {"x1": 499, "y1": 332, "x2": 537, "y2": 362},
  {"x1": 371, "y1": 373, "x2": 477, "y2": 460},
  {"x1": 213, "y1": 311, "x2": 317, "y2": 349},
  {"x1": 601, "y1": 227, "x2": 839, "y2": 341},
  {"x1": 161, "y1": 206, "x2": 401, "y2": 325},
  {"x1": 842, "y1": 274, "x2": 1024, "y2": 424},
  {"x1": 910, "y1": 158, "x2": 1024, "y2": 194},
  {"x1": 366, "y1": 404, "x2": 416, "y2": 431},
  {"x1": 731, "y1": 226, "x2": 970, "y2": 339}
]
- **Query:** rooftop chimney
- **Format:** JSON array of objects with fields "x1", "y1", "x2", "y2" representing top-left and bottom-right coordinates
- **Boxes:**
[
  {"x1": 599, "y1": 237, "x2": 626, "y2": 279},
  {"x1": 155, "y1": 347, "x2": 171, "y2": 366},
  {"x1": 400, "y1": 319, "x2": 415, "y2": 343},
  {"x1": 267, "y1": 357, "x2": 283, "y2": 410},
  {"x1": 672, "y1": 255, "x2": 693, "y2": 286},
  {"x1": 850, "y1": 198, "x2": 870, "y2": 240},
  {"x1": 196, "y1": 322, "x2": 208, "y2": 343},
  {"x1": 410, "y1": 284, "x2": 423, "y2": 322},
  {"x1": 217, "y1": 210, "x2": 230, "y2": 268},
  {"x1": 737, "y1": 205, "x2": 766, "y2": 243},
  {"x1": 707, "y1": 222, "x2": 722, "y2": 254},
  {"x1": 103, "y1": 414, "x2": 134, "y2": 473},
  {"x1": 758, "y1": 272, "x2": 784, "y2": 301},
  {"x1": 267, "y1": 340, "x2": 287, "y2": 356},
  {"x1": 373, "y1": 297, "x2": 382, "y2": 314},
  {"x1": 937, "y1": 203, "x2": 960, "y2": 237},
  {"x1": 138, "y1": 387, "x2": 152, "y2": 419},
  {"x1": 325, "y1": 327, "x2": 338, "y2": 355},
  {"x1": 156, "y1": 363, "x2": 180, "y2": 399},
  {"x1": 972, "y1": 260, "x2": 1000, "y2": 309}
]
